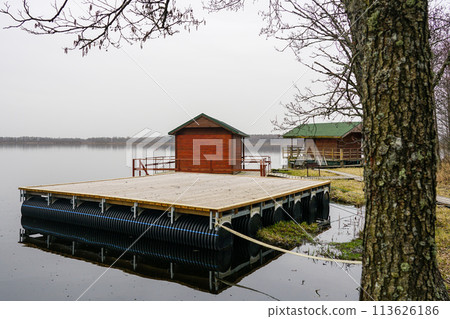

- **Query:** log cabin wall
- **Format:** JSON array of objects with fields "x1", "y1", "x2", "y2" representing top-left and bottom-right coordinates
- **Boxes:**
[
  {"x1": 313, "y1": 133, "x2": 362, "y2": 152},
  {"x1": 338, "y1": 132, "x2": 362, "y2": 149},
  {"x1": 313, "y1": 138, "x2": 339, "y2": 151}
]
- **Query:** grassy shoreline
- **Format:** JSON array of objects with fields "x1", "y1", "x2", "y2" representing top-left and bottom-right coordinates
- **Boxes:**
[
  {"x1": 258, "y1": 167, "x2": 449, "y2": 291},
  {"x1": 329, "y1": 179, "x2": 365, "y2": 207},
  {"x1": 256, "y1": 221, "x2": 322, "y2": 249},
  {"x1": 324, "y1": 238, "x2": 363, "y2": 261}
]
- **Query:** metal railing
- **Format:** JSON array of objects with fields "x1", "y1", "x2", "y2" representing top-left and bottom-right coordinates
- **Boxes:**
[
  {"x1": 283, "y1": 146, "x2": 363, "y2": 163},
  {"x1": 132, "y1": 156, "x2": 176, "y2": 176},
  {"x1": 240, "y1": 156, "x2": 272, "y2": 177},
  {"x1": 132, "y1": 156, "x2": 271, "y2": 177}
]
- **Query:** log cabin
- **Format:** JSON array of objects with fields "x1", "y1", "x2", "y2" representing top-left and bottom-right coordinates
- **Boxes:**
[{"x1": 283, "y1": 122, "x2": 362, "y2": 165}]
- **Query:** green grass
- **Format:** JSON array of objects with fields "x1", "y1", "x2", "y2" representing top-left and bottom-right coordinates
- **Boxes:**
[
  {"x1": 272, "y1": 168, "x2": 365, "y2": 206},
  {"x1": 327, "y1": 238, "x2": 363, "y2": 261},
  {"x1": 330, "y1": 179, "x2": 365, "y2": 207},
  {"x1": 277, "y1": 166, "x2": 450, "y2": 199},
  {"x1": 257, "y1": 221, "x2": 322, "y2": 249}
]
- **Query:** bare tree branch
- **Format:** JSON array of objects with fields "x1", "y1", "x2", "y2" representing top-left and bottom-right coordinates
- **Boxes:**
[
  {"x1": 1, "y1": 0, "x2": 204, "y2": 55},
  {"x1": 433, "y1": 48, "x2": 450, "y2": 89}
]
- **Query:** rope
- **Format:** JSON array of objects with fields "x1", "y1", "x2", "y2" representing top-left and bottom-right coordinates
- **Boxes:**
[{"x1": 216, "y1": 223, "x2": 362, "y2": 265}]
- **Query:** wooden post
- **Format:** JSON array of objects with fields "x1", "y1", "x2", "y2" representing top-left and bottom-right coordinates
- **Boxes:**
[
  {"x1": 260, "y1": 160, "x2": 263, "y2": 176},
  {"x1": 132, "y1": 159, "x2": 135, "y2": 177},
  {"x1": 340, "y1": 149, "x2": 344, "y2": 167}
]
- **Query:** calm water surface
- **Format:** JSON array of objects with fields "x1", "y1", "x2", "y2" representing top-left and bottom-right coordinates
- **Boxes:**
[{"x1": 0, "y1": 146, "x2": 362, "y2": 300}]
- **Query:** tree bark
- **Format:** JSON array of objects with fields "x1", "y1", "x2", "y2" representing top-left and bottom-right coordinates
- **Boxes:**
[{"x1": 351, "y1": 0, "x2": 449, "y2": 300}]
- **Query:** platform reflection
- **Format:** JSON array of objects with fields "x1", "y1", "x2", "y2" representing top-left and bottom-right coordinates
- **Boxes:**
[{"x1": 20, "y1": 216, "x2": 282, "y2": 295}]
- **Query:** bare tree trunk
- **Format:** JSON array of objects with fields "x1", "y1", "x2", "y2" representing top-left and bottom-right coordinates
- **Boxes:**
[
  {"x1": 434, "y1": 103, "x2": 441, "y2": 163},
  {"x1": 352, "y1": 0, "x2": 449, "y2": 300}
]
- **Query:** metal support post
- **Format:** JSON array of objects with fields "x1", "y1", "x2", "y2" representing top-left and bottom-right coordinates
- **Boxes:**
[
  {"x1": 209, "y1": 211, "x2": 213, "y2": 230},
  {"x1": 20, "y1": 190, "x2": 26, "y2": 202},
  {"x1": 214, "y1": 272, "x2": 218, "y2": 292},
  {"x1": 132, "y1": 203, "x2": 138, "y2": 218},
  {"x1": 169, "y1": 207, "x2": 174, "y2": 224},
  {"x1": 71, "y1": 196, "x2": 77, "y2": 210},
  {"x1": 168, "y1": 207, "x2": 181, "y2": 224},
  {"x1": 209, "y1": 271, "x2": 213, "y2": 292},
  {"x1": 100, "y1": 198, "x2": 109, "y2": 213}
]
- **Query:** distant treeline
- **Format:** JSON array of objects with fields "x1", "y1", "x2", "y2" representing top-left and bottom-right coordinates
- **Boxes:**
[
  {"x1": 0, "y1": 136, "x2": 129, "y2": 146},
  {"x1": 0, "y1": 134, "x2": 284, "y2": 146}
]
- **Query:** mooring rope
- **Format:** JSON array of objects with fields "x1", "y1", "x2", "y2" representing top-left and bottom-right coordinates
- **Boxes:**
[{"x1": 216, "y1": 223, "x2": 362, "y2": 265}]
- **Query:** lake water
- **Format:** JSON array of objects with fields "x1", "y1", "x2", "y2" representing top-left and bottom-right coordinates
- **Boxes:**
[{"x1": 0, "y1": 145, "x2": 362, "y2": 300}]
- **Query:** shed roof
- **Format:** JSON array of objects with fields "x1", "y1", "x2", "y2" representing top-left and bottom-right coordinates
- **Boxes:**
[
  {"x1": 283, "y1": 122, "x2": 362, "y2": 138},
  {"x1": 168, "y1": 113, "x2": 249, "y2": 137}
]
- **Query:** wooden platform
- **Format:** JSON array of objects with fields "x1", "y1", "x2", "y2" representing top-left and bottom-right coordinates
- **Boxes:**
[{"x1": 20, "y1": 172, "x2": 330, "y2": 216}]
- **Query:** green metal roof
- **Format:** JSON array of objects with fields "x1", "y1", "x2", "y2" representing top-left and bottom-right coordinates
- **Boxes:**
[
  {"x1": 168, "y1": 113, "x2": 249, "y2": 137},
  {"x1": 283, "y1": 122, "x2": 362, "y2": 138}
]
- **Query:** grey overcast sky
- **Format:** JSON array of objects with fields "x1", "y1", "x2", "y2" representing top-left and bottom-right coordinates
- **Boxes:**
[{"x1": 0, "y1": 1, "x2": 317, "y2": 138}]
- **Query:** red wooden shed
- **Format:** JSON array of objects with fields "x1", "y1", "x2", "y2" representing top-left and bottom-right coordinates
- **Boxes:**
[{"x1": 168, "y1": 113, "x2": 249, "y2": 174}]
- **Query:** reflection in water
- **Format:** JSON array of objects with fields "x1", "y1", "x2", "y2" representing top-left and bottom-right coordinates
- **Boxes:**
[
  {"x1": 20, "y1": 217, "x2": 281, "y2": 296},
  {"x1": 318, "y1": 204, "x2": 364, "y2": 243}
]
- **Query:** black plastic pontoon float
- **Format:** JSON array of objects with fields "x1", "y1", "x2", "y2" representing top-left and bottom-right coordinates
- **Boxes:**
[{"x1": 19, "y1": 172, "x2": 330, "y2": 250}]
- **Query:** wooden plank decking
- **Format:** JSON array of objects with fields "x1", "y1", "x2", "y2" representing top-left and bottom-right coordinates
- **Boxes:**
[{"x1": 20, "y1": 172, "x2": 330, "y2": 215}]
